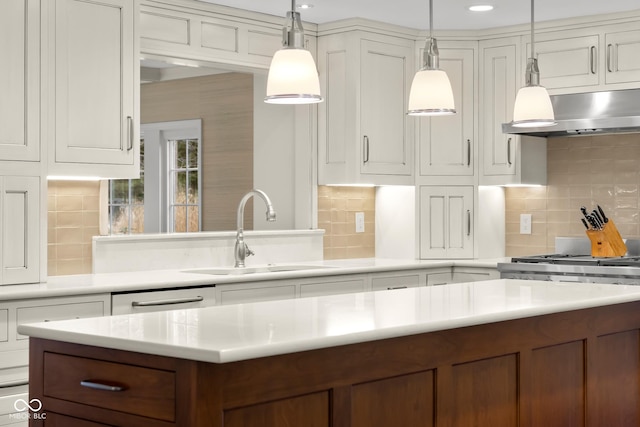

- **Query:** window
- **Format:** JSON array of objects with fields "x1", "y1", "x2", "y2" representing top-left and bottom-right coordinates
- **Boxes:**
[
  {"x1": 108, "y1": 140, "x2": 145, "y2": 234},
  {"x1": 107, "y1": 120, "x2": 202, "y2": 234}
]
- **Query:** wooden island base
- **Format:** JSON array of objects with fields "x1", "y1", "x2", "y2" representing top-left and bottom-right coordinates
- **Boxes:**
[{"x1": 29, "y1": 301, "x2": 640, "y2": 427}]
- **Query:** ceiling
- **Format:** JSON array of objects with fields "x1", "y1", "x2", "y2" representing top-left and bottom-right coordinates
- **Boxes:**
[{"x1": 197, "y1": 0, "x2": 640, "y2": 31}]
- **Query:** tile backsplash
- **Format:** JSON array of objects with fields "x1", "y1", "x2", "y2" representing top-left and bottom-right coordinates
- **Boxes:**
[
  {"x1": 318, "y1": 186, "x2": 376, "y2": 259},
  {"x1": 505, "y1": 134, "x2": 640, "y2": 256},
  {"x1": 48, "y1": 181, "x2": 101, "y2": 275}
]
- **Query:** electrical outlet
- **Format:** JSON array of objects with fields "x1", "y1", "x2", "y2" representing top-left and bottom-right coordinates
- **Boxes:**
[
  {"x1": 520, "y1": 214, "x2": 532, "y2": 234},
  {"x1": 355, "y1": 212, "x2": 365, "y2": 233}
]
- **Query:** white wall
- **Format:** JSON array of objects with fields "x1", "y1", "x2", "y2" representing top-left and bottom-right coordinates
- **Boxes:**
[
  {"x1": 252, "y1": 73, "x2": 297, "y2": 230},
  {"x1": 476, "y1": 186, "x2": 505, "y2": 258},
  {"x1": 375, "y1": 186, "x2": 416, "y2": 259}
]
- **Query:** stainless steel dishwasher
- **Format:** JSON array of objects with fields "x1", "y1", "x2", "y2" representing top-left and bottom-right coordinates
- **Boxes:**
[{"x1": 111, "y1": 285, "x2": 217, "y2": 315}]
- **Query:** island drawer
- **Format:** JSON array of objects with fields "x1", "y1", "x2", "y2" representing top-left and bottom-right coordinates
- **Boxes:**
[{"x1": 43, "y1": 352, "x2": 176, "y2": 422}]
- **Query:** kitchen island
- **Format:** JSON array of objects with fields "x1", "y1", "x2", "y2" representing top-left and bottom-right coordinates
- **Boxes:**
[{"x1": 21, "y1": 279, "x2": 640, "y2": 426}]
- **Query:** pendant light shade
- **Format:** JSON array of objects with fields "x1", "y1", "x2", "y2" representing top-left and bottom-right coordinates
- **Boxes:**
[
  {"x1": 512, "y1": 85, "x2": 555, "y2": 127},
  {"x1": 407, "y1": 0, "x2": 456, "y2": 116},
  {"x1": 265, "y1": 2, "x2": 322, "y2": 104},
  {"x1": 408, "y1": 68, "x2": 455, "y2": 116},
  {"x1": 511, "y1": 0, "x2": 556, "y2": 127},
  {"x1": 266, "y1": 48, "x2": 322, "y2": 104}
]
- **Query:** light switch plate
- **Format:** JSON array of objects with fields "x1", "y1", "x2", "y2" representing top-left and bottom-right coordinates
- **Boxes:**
[
  {"x1": 355, "y1": 212, "x2": 365, "y2": 233},
  {"x1": 520, "y1": 213, "x2": 532, "y2": 234}
]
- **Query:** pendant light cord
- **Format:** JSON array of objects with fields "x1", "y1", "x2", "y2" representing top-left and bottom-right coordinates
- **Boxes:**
[
  {"x1": 530, "y1": 0, "x2": 535, "y2": 57},
  {"x1": 429, "y1": 0, "x2": 433, "y2": 38}
]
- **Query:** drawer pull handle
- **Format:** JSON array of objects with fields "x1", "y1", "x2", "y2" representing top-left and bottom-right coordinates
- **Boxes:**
[
  {"x1": 127, "y1": 116, "x2": 134, "y2": 151},
  {"x1": 0, "y1": 380, "x2": 28, "y2": 389},
  {"x1": 80, "y1": 380, "x2": 127, "y2": 392},
  {"x1": 363, "y1": 135, "x2": 370, "y2": 163},
  {"x1": 387, "y1": 286, "x2": 408, "y2": 290},
  {"x1": 131, "y1": 296, "x2": 204, "y2": 307}
]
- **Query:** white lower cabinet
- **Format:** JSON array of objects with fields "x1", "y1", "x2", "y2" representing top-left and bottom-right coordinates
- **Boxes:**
[
  {"x1": 419, "y1": 186, "x2": 474, "y2": 259},
  {"x1": 0, "y1": 293, "x2": 110, "y2": 408},
  {"x1": 451, "y1": 267, "x2": 500, "y2": 284},
  {"x1": 299, "y1": 277, "x2": 367, "y2": 298},
  {"x1": 217, "y1": 281, "x2": 297, "y2": 305},
  {"x1": 370, "y1": 272, "x2": 424, "y2": 291},
  {"x1": 0, "y1": 176, "x2": 40, "y2": 286}
]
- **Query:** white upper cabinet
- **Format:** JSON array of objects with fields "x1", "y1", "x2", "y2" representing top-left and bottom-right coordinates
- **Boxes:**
[
  {"x1": 0, "y1": 176, "x2": 40, "y2": 285},
  {"x1": 604, "y1": 29, "x2": 640, "y2": 85},
  {"x1": 139, "y1": 1, "x2": 293, "y2": 70},
  {"x1": 318, "y1": 30, "x2": 414, "y2": 185},
  {"x1": 480, "y1": 37, "x2": 547, "y2": 186},
  {"x1": 527, "y1": 31, "x2": 600, "y2": 91},
  {"x1": 360, "y1": 39, "x2": 413, "y2": 178},
  {"x1": 527, "y1": 22, "x2": 640, "y2": 93},
  {"x1": 0, "y1": 0, "x2": 40, "y2": 162},
  {"x1": 417, "y1": 42, "x2": 476, "y2": 182},
  {"x1": 47, "y1": 0, "x2": 139, "y2": 178}
]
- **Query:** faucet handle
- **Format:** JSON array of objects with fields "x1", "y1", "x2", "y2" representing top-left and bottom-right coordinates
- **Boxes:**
[{"x1": 245, "y1": 244, "x2": 255, "y2": 258}]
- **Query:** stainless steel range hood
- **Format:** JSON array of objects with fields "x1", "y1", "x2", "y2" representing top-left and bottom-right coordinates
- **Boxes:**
[{"x1": 502, "y1": 89, "x2": 640, "y2": 137}]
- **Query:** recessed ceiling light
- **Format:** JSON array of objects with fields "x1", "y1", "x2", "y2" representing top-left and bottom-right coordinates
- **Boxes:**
[
  {"x1": 297, "y1": 4, "x2": 313, "y2": 9},
  {"x1": 468, "y1": 5, "x2": 494, "y2": 12}
]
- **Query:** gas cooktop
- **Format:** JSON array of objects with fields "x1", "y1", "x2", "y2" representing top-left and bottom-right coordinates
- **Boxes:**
[{"x1": 510, "y1": 254, "x2": 640, "y2": 267}]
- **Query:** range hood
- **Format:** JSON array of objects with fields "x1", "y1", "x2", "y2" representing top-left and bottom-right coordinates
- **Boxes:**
[{"x1": 502, "y1": 89, "x2": 640, "y2": 137}]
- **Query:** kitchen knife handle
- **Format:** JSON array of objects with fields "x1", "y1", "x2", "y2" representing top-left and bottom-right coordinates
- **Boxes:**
[
  {"x1": 607, "y1": 44, "x2": 614, "y2": 73},
  {"x1": 597, "y1": 205, "x2": 609, "y2": 223},
  {"x1": 466, "y1": 210, "x2": 471, "y2": 237},
  {"x1": 590, "y1": 46, "x2": 596, "y2": 74},
  {"x1": 507, "y1": 138, "x2": 512, "y2": 166},
  {"x1": 581, "y1": 218, "x2": 589, "y2": 230},
  {"x1": 363, "y1": 135, "x2": 370, "y2": 163},
  {"x1": 466, "y1": 139, "x2": 471, "y2": 166}
]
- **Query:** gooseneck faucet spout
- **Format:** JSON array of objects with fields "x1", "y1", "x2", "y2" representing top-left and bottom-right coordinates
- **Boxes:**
[{"x1": 235, "y1": 189, "x2": 277, "y2": 268}]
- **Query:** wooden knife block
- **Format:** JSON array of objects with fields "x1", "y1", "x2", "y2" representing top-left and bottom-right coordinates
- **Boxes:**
[{"x1": 586, "y1": 219, "x2": 627, "y2": 257}]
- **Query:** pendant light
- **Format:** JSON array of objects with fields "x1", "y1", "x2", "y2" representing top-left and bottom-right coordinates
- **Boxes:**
[
  {"x1": 407, "y1": 0, "x2": 455, "y2": 116},
  {"x1": 511, "y1": 0, "x2": 556, "y2": 127},
  {"x1": 264, "y1": 0, "x2": 323, "y2": 104}
]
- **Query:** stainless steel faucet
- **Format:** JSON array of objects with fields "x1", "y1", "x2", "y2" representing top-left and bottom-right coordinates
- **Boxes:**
[{"x1": 234, "y1": 189, "x2": 277, "y2": 268}]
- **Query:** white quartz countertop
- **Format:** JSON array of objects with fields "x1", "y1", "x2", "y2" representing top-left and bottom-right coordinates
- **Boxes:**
[
  {"x1": 0, "y1": 258, "x2": 507, "y2": 300},
  {"x1": 18, "y1": 279, "x2": 640, "y2": 363}
]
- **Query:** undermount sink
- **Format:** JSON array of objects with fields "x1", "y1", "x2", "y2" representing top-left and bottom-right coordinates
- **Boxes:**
[{"x1": 182, "y1": 264, "x2": 335, "y2": 276}]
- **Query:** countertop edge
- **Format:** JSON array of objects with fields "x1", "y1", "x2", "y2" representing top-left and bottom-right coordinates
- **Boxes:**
[
  {"x1": 17, "y1": 280, "x2": 640, "y2": 364},
  {"x1": 0, "y1": 258, "x2": 508, "y2": 300}
]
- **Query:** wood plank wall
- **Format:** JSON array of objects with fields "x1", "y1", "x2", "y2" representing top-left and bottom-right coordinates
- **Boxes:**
[{"x1": 140, "y1": 73, "x2": 254, "y2": 231}]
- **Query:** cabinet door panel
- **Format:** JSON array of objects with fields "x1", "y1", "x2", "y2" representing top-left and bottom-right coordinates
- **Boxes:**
[
  {"x1": 360, "y1": 40, "x2": 411, "y2": 176},
  {"x1": 1, "y1": 176, "x2": 39, "y2": 285},
  {"x1": 605, "y1": 30, "x2": 640, "y2": 84},
  {"x1": 420, "y1": 48, "x2": 475, "y2": 177},
  {"x1": 0, "y1": 0, "x2": 39, "y2": 161},
  {"x1": 529, "y1": 35, "x2": 599, "y2": 89},
  {"x1": 54, "y1": 0, "x2": 135, "y2": 166},
  {"x1": 420, "y1": 186, "x2": 473, "y2": 259},
  {"x1": 300, "y1": 279, "x2": 366, "y2": 298},
  {"x1": 220, "y1": 285, "x2": 296, "y2": 305},
  {"x1": 482, "y1": 44, "x2": 517, "y2": 177},
  {"x1": 225, "y1": 391, "x2": 330, "y2": 427}
]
